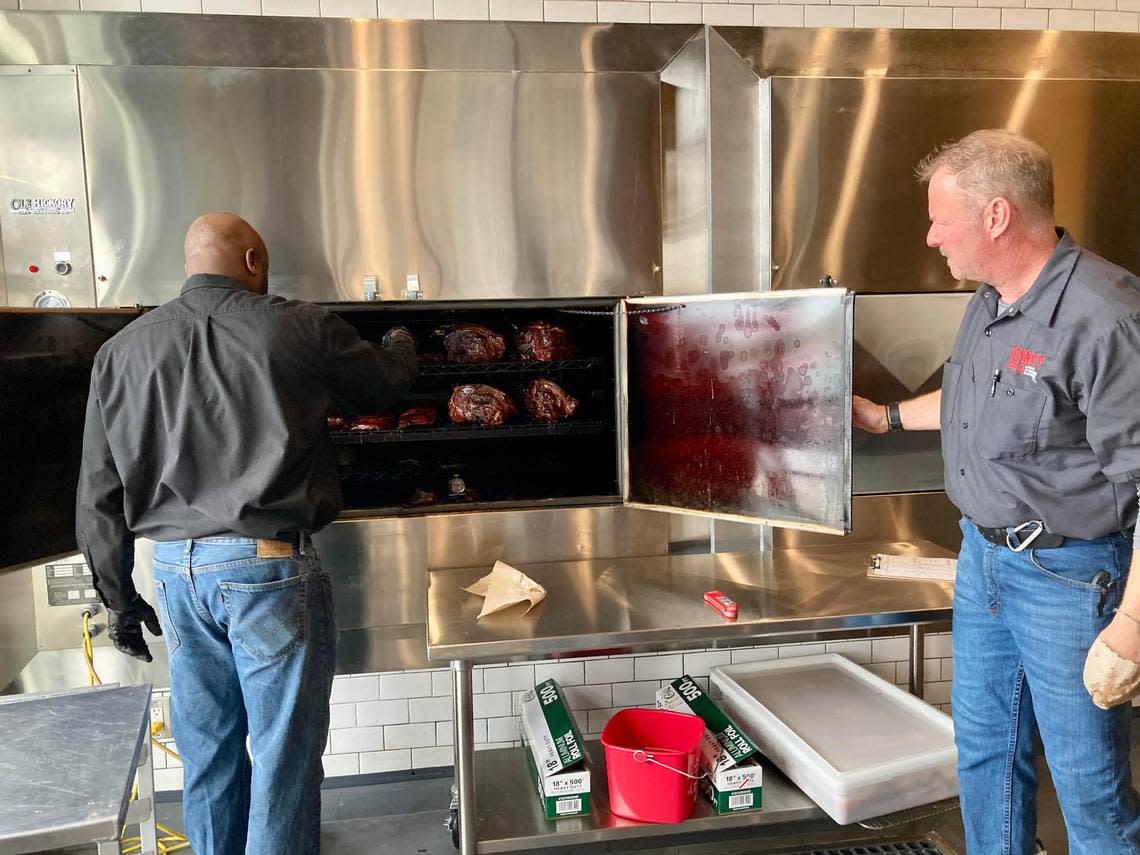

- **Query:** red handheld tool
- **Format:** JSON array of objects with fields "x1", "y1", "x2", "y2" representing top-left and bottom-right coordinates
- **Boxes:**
[{"x1": 703, "y1": 590, "x2": 738, "y2": 621}]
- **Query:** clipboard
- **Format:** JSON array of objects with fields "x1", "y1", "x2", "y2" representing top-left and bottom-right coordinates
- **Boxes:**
[{"x1": 868, "y1": 553, "x2": 957, "y2": 583}]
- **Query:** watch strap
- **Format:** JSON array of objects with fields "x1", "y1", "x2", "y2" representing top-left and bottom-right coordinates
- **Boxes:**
[{"x1": 886, "y1": 402, "x2": 904, "y2": 432}]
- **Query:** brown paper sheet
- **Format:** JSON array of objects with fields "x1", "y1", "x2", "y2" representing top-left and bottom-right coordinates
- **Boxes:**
[{"x1": 462, "y1": 560, "x2": 547, "y2": 619}]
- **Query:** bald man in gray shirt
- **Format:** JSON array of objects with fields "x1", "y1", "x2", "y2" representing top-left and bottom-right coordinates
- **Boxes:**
[
  {"x1": 855, "y1": 131, "x2": 1140, "y2": 854},
  {"x1": 77, "y1": 213, "x2": 417, "y2": 855}
]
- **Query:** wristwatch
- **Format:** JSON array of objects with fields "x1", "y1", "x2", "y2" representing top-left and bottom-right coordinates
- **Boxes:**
[{"x1": 886, "y1": 402, "x2": 904, "y2": 432}]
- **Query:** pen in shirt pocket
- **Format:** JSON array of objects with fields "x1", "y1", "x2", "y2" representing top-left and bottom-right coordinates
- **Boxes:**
[{"x1": 989, "y1": 369, "x2": 1000, "y2": 398}]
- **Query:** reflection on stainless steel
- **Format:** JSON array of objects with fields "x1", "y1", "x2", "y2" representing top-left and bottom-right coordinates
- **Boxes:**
[
  {"x1": 853, "y1": 293, "x2": 970, "y2": 495},
  {"x1": 10, "y1": 505, "x2": 672, "y2": 688},
  {"x1": 857, "y1": 295, "x2": 966, "y2": 398},
  {"x1": 5, "y1": 644, "x2": 169, "y2": 695},
  {"x1": 315, "y1": 517, "x2": 429, "y2": 632},
  {"x1": 0, "y1": 684, "x2": 153, "y2": 853},
  {"x1": 700, "y1": 28, "x2": 1140, "y2": 293},
  {"x1": 713, "y1": 27, "x2": 1140, "y2": 82},
  {"x1": 774, "y1": 492, "x2": 963, "y2": 553},
  {"x1": 709, "y1": 29, "x2": 763, "y2": 295},
  {"x1": 423, "y1": 507, "x2": 668, "y2": 569},
  {"x1": 334, "y1": 626, "x2": 435, "y2": 675},
  {"x1": 313, "y1": 507, "x2": 666, "y2": 623},
  {"x1": 317, "y1": 508, "x2": 667, "y2": 672},
  {"x1": 0, "y1": 69, "x2": 96, "y2": 308},
  {"x1": 0, "y1": 567, "x2": 37, "y2": 691},
  {"x1": 80, "y1": 66, "x2": 663, "y2": 305},
  {"x1": 624, "y1": 291, "x2": 852, "y2": 533},
  {"x1": 659, "y1": 32, "x2": 707, "y2": 298},
  {"x1": 470, "y1": 740, "x2": 822, "y2": 854},
  {"x1": 707, "y1": 32, "x2": 768, "y2": 551},
  {"x1": 766, "y1": 75, "x2": 1140, "y2": 293},
  {"x1": 427, "y1": 541, "x2": 953, "y2": 663},
  {"x1": 0, "y1": 15, "x2": 699, "y2": 74}
]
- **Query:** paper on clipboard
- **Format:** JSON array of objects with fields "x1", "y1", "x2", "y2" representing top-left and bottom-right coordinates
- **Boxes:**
[{"x1": 868, "y1": 554, "x2": 957, "y2": 583}]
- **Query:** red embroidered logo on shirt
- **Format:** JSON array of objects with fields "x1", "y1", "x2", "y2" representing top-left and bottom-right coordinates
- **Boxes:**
[{"x1": 1008, "y1": 346, "x2": 1046, "y2": 381}]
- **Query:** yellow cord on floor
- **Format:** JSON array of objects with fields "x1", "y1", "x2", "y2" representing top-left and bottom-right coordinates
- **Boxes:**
[{"x1": 82, "y1": 611, "x2": 191, "y2": 854}]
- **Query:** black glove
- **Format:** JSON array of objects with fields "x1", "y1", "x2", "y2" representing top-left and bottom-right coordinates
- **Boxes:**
[
  {"x1": 108, "y1": 596, "x2": 163, "y2": 663},
  {"x1": 382, "y1": 326, "x2": 417, "y2": 351}
]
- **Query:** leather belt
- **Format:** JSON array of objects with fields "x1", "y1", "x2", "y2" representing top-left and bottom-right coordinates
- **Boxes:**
[
  {"x1": 972, "y1": 521, "x2": 1064, "y2": 550},
  {"x1": 255, "y1": 532, "x2": 310, "y2": 558}
]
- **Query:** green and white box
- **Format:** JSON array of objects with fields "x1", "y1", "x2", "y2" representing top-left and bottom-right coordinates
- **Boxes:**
[
  {"x1": 657, "y1": 674, "x2": 763, "y2": 813},
  {"x1": 701, "y1": 758, "x2": 764, "y2": 814},
  {"x1": 520, "y1": 679, "x2": 592, "y2": 819}
]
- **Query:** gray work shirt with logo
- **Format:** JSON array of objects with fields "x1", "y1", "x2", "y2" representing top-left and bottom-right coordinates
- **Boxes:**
[
  {"x1": 76, "y1": 274, "x2": 417, "y2": 611},
  {"x1": 941, "y1": 229, "x2": 1140, "y2": 539}
]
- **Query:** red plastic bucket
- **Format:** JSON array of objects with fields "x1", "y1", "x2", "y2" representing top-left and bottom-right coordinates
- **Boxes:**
[{"x1": 601, "y1": 708, "x2": 706, "y2": 823}]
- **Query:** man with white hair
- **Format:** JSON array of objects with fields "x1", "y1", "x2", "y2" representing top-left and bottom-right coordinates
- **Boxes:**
[{"x1": 855, "y1": 130, "x2": 1140, "y2": 853}]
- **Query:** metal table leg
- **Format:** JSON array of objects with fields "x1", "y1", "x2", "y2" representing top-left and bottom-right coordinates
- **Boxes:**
[
  {"x1": 136, "y1": 738, "x2": 158, "y2": 855},
  {"x1": 452, "y1": 659, "x2": 477, "y2": 855},
  {"x1": 909, "y1": 624, "x2": 925, "y2": 698}
]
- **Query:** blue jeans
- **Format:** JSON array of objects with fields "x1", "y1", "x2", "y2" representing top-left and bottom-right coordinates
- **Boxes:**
[
  {"x1": 953, "y1": 519, "x2": 1140, "y2": 854},
  {"x1": 152, "y1": 537, "x2": 337, "y2": 855}
]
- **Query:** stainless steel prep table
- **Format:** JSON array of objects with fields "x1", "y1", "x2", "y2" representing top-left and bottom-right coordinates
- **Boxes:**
[
  {"x1": 0, "y1": 683, "x2": 157, "y2": 855},
  {"x1": 426, "y1": 539, "x2": 955, "y2": 854}
]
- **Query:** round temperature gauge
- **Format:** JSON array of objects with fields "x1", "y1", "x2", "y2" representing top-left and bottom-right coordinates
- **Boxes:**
[{"x1": 32, "y1": 290, "x2": 70, "y2": 308}]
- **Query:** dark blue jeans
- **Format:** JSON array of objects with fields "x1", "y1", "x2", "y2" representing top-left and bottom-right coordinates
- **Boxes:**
[
  {"x1": 953, "y1": 519, "x2": 1140, "y2": 854},
  {"x1": 153, "y1": 537, "x2": 337, "y2": 855}
]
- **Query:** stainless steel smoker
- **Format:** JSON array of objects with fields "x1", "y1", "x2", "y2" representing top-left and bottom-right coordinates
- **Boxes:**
[{"x1": 2, "y1": 18, "x2": 1140, "y2": 851}]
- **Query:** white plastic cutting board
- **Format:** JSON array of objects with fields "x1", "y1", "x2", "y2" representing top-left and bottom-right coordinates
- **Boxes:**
[{"x1": 710, "y1": 654, "x2": 957, "y2": 824}]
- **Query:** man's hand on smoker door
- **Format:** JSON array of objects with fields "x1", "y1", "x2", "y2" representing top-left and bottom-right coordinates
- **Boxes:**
[
  {"x1": 852, "y1": 395, "x2": 890, "y2": 434},
  {"x1": 108, "y1": 595, "x2": 163, "y2": 663}
]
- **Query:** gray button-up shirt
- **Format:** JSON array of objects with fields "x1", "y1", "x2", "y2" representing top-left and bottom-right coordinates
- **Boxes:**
[
  {"x1": 76, "y1": 274, "x2": 417, "y2": 611},
  {"x1": 941, "y1": 230, "x2": 1140, "y2": 539}
]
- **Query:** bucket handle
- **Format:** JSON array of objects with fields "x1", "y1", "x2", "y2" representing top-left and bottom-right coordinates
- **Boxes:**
[{"x1": 631, "y1": 749, "x2": 707, "y2": 781}]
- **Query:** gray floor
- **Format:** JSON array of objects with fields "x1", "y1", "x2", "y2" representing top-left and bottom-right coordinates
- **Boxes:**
[{"x1": 145, "y1": 720, "x2": 1140, "y2": 855}]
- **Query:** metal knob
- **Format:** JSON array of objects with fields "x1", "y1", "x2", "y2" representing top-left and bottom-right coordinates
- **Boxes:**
[
  {"x1": 54, "y1": 260, "x2": 72, "y2": 276},
  {"x1": 32, "y1": 290, "x2": 70, "y2": 308}
]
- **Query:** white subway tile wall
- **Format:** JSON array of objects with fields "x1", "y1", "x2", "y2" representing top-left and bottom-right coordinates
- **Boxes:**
[
  {"x1": 490, "y1": 0, "x2": 543, "y2": 17},
  {"x1": 649, "y1": 1, "x2": 703, "y2": 20},
  {"x1": 544, "y1": 0, "x2": 597, "y2": 18},
  {"x1": 13, "y1": 0, "x2": 1133, "y2": 48},
  {"x1": 201, "y1": 0, "x2": 261, "y2": 12},
  {"x1": 148, "y1": 634, "x2": 955, "y2": 791},
  {"x1": 81, "y1": 0, "x2": 142, "y2": 10},
  {"x1": 597, "y1": 1, "x2": 649, "y2": 18},
  {"x1": 378, "y1": 0, "x2": 433, "y2": 15},
  {"x1": 432, "y1": 0, "x2": 488, "y2": 16},
  {"x1": 261, "y1": 0, "x2": 318, "y2": 14},
  {"x1": 318, "y1": 0, "x2": 376, "y2": 14},
  {"x1": 141, "y1": 0, "x2": 199, "y2": 9},
  {"x1": 753, "y1": 5, "x2": 804, "y2": 23}
]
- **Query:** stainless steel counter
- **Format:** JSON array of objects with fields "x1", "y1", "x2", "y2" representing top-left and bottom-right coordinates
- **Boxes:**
[
  {"x1": 0, "y1": 683, "x2": 157, "y2": 855},
  {"x1": 426, "y1": 540, "x2": 955, "y2": 854},
  {"x1": 427, "y1": 540, "x2": 954, "y2": 663}
]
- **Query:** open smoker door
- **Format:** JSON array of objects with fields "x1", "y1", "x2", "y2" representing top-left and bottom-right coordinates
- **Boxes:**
[
  {"x1": 0, "y1": 308, "x2": 144, "y2": 571},
  {"x1": 621, "y1": 290, "x2": 853, "y2": 534}
]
